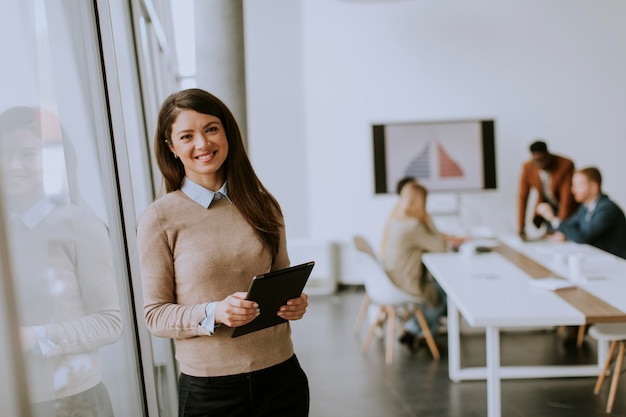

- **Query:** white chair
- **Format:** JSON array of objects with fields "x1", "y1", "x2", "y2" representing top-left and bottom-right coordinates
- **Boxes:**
[
  {"x1": 589, "y1": 323, "x2": 626, "y2": 413},
  {"x1": 351, "y1": 244, "x2": 440, "y2": 364},
  {"x1": 352, "y1": 236, "x2": 378, "y2": 335}
]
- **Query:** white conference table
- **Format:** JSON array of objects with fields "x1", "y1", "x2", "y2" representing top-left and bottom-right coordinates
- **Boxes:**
[{"x1": 422, "y1": 235, "x2": 626, "y2": 417}]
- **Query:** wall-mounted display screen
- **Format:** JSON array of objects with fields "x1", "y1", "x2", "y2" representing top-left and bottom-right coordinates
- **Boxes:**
[{"x1": 373, "y1": 119, "x2": 496, "y2": 194}]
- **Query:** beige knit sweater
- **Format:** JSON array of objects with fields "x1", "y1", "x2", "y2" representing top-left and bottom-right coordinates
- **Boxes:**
[
  {"x1": 381, "y1": 217, "x2": 446, "y2": 306},
  {"x1": 136, "y1": 190, "x2": 293, "y2": 377}
]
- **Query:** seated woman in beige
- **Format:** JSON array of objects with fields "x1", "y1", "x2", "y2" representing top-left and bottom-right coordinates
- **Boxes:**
[
  {"x1": 381, "y1": 182, "x2": 449, "y2": 351},
  {"x1": 379, "y1": 177, "x2": 417, "y2": 258}
]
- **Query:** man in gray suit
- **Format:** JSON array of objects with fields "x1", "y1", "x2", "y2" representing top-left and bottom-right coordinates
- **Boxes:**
[{"x1": 536, "y1": 166, "x2": 626, "y2": 259}]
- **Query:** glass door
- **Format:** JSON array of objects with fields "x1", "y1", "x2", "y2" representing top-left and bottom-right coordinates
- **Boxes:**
[{"x1": 0, "y1": 1, "x2": 146, "y2": 415}]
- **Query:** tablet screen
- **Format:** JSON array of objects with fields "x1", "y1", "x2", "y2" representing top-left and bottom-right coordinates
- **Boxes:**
[{"x1": 231, "y1": 261, "x2": 315, "y2": 338}]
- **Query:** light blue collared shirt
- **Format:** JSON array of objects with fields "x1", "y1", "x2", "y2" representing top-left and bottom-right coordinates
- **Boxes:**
[
  {"x1": 180, "y1": 177, "x2": 231, "y2": 334},
  {"x1": 180, "y1": 177, "x2": 231, "y2": 209},
  {"x1": 10, "y1": 196, "x2": 57, "y2": 230},
  {"x1": 584, "y1": 196, "x2": 600, "y2": 222}
]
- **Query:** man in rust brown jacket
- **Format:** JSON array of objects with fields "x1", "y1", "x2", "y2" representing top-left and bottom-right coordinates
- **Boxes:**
[{"x1": 518, "y1": 140, "x2": 578, "y2": 239}]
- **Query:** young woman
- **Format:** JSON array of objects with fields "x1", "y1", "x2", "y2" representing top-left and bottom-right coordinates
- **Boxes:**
[
  {"x1": 381, "y1": 182, "x2": 449, "y2": 351},
  {"x1": 136, "y1": 88, "x2": 309, "y2": 417},
  {"x1": 379, "y1": 176, "x2": 417, "y2": 258},
  {"x1": 0, "y1": 106, "x2": 121, "y2": 416}
]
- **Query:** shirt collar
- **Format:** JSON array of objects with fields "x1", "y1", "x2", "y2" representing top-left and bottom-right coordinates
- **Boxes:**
[
  {"x1": 585, "y1": 195, "x2": 600, "y2": 212},
  {"x1": 180, "y1": 177, "x2": 231, "y2": 209},
  {"x1": 585, "y1": 193, "x2": 604, "y2": 213},
  {"x1": 10, "y1": 196, "x2": 57, "y2": 230}
]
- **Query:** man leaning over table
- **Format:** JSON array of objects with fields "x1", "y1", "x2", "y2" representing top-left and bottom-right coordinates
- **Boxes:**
[
  {"x1": 536, "y1": 166, "x2": 626, "y2": 260},
  {"x1": 518, "y1": 140, "x2": 578, "y2": 239}
]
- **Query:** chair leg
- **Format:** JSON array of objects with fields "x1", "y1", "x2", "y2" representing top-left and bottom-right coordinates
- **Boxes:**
[
  {"x1": 385, "y1": 306, "x2": 396, "y2": 365},
  {"x1": 362, "y1": 307, "x2": 385, "y2": 353},
  {"x1": 353, "y1": 294, "x2": 370, "y2": 335},
  {"x1": 576, "y1": 325, "x2": 587, "y2": 348},
  {"x1": 414, "y1": 306, "x2": 440, "y2": 360},
  {"x1": 606, "y1": 341, "x2": 625, "y2": 414},
  {"x1": 594, "y1": 340, "x2": 618, "y2": 394}
]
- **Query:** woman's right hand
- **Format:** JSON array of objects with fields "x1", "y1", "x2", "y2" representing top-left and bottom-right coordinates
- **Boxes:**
[{"x1": 214, "y1": 292, "x2": 260, "y2": 328}]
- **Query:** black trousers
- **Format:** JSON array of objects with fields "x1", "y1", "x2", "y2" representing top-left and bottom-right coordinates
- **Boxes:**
[
  {"x1": 31, "y1": 382, "x2": 115, "y2": 417},
  {"x1": 178, "y1": 355, "x2": 309, "y2": 417}
]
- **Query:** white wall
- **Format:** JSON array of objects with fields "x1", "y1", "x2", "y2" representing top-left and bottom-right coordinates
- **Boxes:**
[
  {"x1": 245, "y1": 0, "x2": 626, "y2": 262},
  {"x1": 244, "y1": 0, "x2": 310, "y2": 237}
]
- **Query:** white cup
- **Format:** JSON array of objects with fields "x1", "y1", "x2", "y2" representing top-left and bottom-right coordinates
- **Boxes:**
[
  {"x1": 459, "y1": 242, "x2": 476, "y2": 258},
  {"x1": 567, "y1": 254, "x2": 585, "y2": 283}
]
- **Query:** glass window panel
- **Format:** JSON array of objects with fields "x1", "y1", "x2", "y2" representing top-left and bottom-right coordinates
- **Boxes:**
[
  {"x1": 0, "y1": 241, "x2": 23, "y2": 416},
  {"x1": 0, "y1": 1, "x2": 145, "y2": 416},
  {"x1": 131, "y1": 2, "x2": 184, "y2": 415}
]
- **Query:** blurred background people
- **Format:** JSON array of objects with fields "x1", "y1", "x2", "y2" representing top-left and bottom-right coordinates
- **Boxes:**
[
  {"x1": 381, "y1": 182, "x2": 448, "y2": 351},
  {"x1": 380, "y1": 176, "x2": 418, "y2": 258},
  {"x1": 0, "y1": 106, "x2": 122, "y2": 417},
  {"x1": 537, "y1": 166, "x2": 626, "y2": 259},
  {"x1": 518, "y1": 140, "x2": 577, "y2": 239}
]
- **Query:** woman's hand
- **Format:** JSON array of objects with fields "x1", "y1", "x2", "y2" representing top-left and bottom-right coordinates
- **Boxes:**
[
  {"x1": 444, "y1": 234, "x2": 466, "y2": 250},
  {"x1": 277, "y1": 293, "x2": 308, "y2": 321},
  {"x1": 214, "y1": 292, "x2": 260, "y2": 328}
]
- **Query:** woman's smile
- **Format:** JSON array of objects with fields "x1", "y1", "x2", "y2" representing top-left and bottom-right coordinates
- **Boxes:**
[{"x1": 169, "y1": 110, "x2": 229, "y2": 190}]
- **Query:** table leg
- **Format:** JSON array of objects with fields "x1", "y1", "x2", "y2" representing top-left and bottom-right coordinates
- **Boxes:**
[
  {"x1": 447, "y1": 298, "x2": 461, "y2": 382},
  {"x1": 486, "y1": 326, "x2": 501, "y2": 417}
]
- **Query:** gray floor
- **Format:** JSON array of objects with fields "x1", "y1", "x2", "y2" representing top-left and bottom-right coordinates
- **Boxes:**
[{"x1": 291, "y1": 287, "x2": 626, "y2": 417}]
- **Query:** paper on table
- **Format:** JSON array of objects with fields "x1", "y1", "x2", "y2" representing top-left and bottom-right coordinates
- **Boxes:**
[
  {"x1": 470, "y1": 239, "x2": 499, "y2": 248},
  {"x1": 529, "y1": 277, "x2": 577, "y2": 291}
]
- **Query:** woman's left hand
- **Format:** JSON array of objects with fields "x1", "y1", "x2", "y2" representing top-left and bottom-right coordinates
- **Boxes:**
[{"x1": 277, "y1": 293, "x2": 308, "y2": 321}]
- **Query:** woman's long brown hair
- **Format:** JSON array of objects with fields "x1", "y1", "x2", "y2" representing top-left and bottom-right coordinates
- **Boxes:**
[
  {"x1": 397, "y1": 183, "x2": 430, "y2": 224},
  {"x1": 153, "y1": 88, "x2": 282, "y2": 260}
]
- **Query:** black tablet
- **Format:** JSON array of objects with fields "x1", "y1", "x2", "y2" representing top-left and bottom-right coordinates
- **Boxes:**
[{"x1": 231, "y1": 261, "x2": 315, "y2": 338}]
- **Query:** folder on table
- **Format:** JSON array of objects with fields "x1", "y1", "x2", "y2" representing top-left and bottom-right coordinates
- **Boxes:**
[{"x1": 529, "y1": 277, "x2": 576, "y2": 291}]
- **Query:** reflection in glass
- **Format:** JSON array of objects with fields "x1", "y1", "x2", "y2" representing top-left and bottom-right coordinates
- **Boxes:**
[{"x1": 0, "y1": 107, "x2": 122, "y2": 417}]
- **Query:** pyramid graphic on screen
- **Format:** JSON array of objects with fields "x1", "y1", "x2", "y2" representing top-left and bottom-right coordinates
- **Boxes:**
[
  {"x1": 404, "y1": 143, "x2": 431, "y2": 179},
  {"x1": 437, "y1": 143, "x2": 464, "y2": 177}
]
